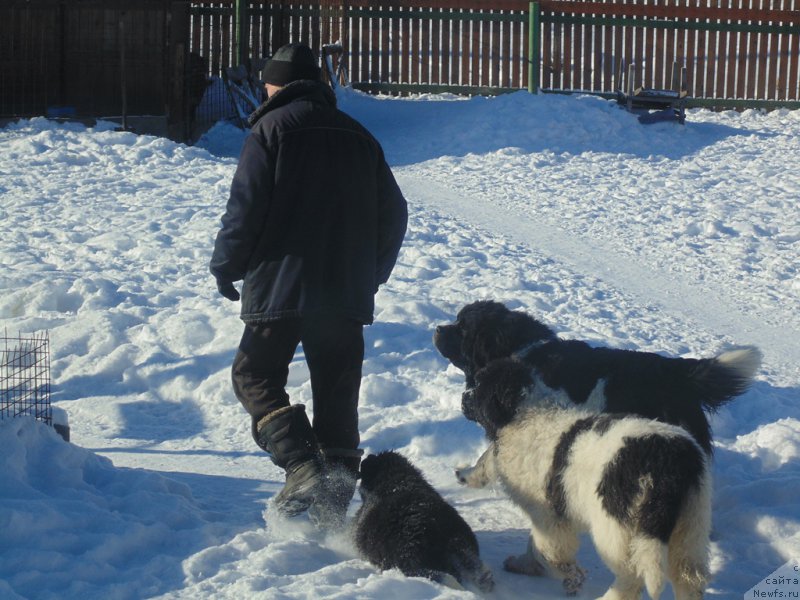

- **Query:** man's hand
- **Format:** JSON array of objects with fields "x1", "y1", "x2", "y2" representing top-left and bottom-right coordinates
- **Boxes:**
[{"x1": 216, "y1": 279, "x2": 240, "y2": 302}]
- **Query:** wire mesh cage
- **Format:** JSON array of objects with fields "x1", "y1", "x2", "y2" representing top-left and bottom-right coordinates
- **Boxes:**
[{"x1": 1, "y1": 331, "x2": 52, "y2": 426}]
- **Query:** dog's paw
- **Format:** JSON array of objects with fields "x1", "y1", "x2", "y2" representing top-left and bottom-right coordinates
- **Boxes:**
[
  {"x1": 503, "y1": 552, "x2": 547, "y2": 577},
  {"x1": 556, "y1": 562, "x2": 586, "y2": 596}
]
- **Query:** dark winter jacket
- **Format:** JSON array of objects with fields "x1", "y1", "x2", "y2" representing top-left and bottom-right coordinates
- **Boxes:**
[{"x1": 210, "y1": 80, "x2": 408, "y2": 325}]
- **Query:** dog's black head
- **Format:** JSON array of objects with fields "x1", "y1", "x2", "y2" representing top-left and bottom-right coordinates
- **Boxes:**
[
  {"x1": 469, "y1": 358, "x2": 534, "y2": 440},
  {"x1": 433, "y1": 301, "x2": 555, "y2": 387}
]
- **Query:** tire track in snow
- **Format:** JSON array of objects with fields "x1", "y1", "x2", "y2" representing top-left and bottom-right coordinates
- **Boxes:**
[{"x1": 397, "y1": 172, "x2": 798, "y2": 379}]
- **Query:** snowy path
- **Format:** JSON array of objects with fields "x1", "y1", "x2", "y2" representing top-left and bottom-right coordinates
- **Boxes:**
[{"x1": 396, "y1": 172, "x2": 799, "y2": 378}]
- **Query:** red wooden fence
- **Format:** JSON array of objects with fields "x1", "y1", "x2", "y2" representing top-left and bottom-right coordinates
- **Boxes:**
[{"x1": 186, "y1": 1, "x2": 800, "y2": 107}]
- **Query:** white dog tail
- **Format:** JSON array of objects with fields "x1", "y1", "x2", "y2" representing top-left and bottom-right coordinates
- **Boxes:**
[
  {"x1": 631, "y1": 536, "x2": 668, "y2": 600},
  {"x1": 716, "y1": 346, "x2": 762, "y2": 383},
  {"x1": 697, "y1": 345, "x2": 762, "y2": 411}
]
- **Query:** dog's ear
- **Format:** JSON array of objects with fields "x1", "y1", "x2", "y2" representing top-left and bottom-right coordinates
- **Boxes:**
[{"x1": 474, "y1": 358, "x2": 533, "y2": 439}]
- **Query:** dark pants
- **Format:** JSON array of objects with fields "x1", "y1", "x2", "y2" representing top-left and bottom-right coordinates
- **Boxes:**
[{"x1": 232, "y1": 316, "x2": 364, "y2": 452}]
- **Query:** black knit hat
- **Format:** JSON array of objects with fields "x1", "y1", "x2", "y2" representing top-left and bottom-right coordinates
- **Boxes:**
[{"x1": 261, "y1": 43, "x2": 321, "y2": 86}]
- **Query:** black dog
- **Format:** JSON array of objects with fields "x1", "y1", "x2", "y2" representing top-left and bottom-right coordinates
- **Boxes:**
[
  {"x1": 434, "y1": 300, "x2": 761, "y2": 454},
  {"x1": 353, "y1": 451, "x2": 494, "y2": 592}
]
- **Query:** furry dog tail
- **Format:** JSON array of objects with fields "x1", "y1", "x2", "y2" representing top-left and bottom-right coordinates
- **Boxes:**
[
  {"x1": 631, "y1": 536, "x2": 668, "y2": 600},
  {"x1": 697, "y1": 345, "x2": 762, "y2": 411}
]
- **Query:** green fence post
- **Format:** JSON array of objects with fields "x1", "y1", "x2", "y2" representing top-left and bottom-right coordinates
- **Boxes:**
[
  {"x1": 236, "y1": 0, "x2": 247, "y2": 65},
  {"x1": 528, "y1": 1, "x2": 540, "y2": 93}
]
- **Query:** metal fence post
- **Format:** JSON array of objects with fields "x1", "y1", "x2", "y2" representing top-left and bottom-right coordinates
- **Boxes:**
[{"x1": 528, "y1": 1, "x2": 540, "y2": 94}]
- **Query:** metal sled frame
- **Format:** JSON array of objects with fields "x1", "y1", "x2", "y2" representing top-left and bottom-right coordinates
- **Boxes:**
[
  {"x1": 617, "y1": 60, "x2": 689, "y2": 125},
  {"x1": 223, "y1": 57, "x2": 268, "y2": 128}
]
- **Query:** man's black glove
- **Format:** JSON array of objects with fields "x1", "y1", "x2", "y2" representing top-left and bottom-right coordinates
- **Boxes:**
[{"x1": 216, "y1": 279, "x2": 240, "y2": 302}]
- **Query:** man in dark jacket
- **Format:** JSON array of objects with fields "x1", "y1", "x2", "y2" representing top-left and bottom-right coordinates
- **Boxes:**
[{"x1": 210, "y1": 43, "x2": 407, "y2": 527}]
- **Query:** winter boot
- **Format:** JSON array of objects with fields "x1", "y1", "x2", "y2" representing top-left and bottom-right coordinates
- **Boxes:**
[
  {"x1": 308, "y1": 448, "x2": 363, "y2": 530},
  {"x1": 256, "y1": 405, "x2": 325, "y2": 517}
]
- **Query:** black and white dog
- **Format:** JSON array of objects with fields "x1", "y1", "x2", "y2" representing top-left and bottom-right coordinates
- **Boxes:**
[
  {"x1": 434, "y1": 300, "x2": 761, "y2": 456},
  {"x1": 470, "y1": 372, "x2": 712, "y2": 600},
  {"x1": 353, "y1": 451, "x2": 494, "y2": 593}
]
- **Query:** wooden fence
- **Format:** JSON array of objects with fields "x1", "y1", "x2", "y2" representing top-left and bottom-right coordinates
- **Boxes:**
[
  {"x1": 3, "y1": 0, "x2": 798, "y2": 134},
  {"x1": 535, "y1": 0, "x2": 800, "y2": 109},
  {"x1": 1, "y1": 0, "x2": 191, "y2": 138},
  {"x1": 190, "y1": 0, "x2": 800, "y2": 109}
]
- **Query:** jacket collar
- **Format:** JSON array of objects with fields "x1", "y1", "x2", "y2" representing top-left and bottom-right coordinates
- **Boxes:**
[{"x1": 248, "y1": 80, "x2": 337, "y2": 127}]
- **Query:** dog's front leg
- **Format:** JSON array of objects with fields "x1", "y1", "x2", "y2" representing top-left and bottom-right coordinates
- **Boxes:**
[{"x1": 455, "y1": 444, "x2": 496, "y2": 488}]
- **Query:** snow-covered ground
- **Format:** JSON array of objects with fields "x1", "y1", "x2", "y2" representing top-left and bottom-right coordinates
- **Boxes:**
[{"x1": 1, "y1": 88, "x2": 798, "y2": 600}]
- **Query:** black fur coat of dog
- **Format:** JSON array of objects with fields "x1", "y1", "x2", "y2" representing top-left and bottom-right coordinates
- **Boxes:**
[
  {"x1": 353, "y1": 451, "x2": 494, "y2": 592},
  {"x1": 434, "y1": 300, "x2": 761, "y2": 453}
]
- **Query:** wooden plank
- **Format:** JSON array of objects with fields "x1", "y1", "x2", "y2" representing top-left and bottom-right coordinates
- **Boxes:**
[
  {"x1": 705, "y1": 0, "x2": 719, "y2": 98},
  {"x1": 431, "y1": 6, "x2": 440, "y2": 83},
  {"x1": 391, "y1": 5, "x2": 401, "y2": 83},
  {"x1": 695, "y1": 0, "x2": 708, "y2": 98},
  {"x1": 766, "y1": 2, "x2": 779, "y2": 99},
  {"x1": 468, "y1": 8, "x2": 478, "y2": 86},
  {"x1": 562, "y1": 3, "x2": 573, "y2": 88},
  {"x1": 542, "y1": 8, "x2": 553, "y2": 88},
  {"x1": 675, "y1": 2, "x2": 688, "y2": 92},
  {"x1": 633, "y1": 0, "x2": 645, "y2": 88},
  {"x1": 511, "y1": 10, "x2": 522, "y2": 87},
  {"x1": 349, "y1": 4, "x2": 361, "y2": 83},
  {"x1": 221, "y1": 4, "x2": 231, "y2": 70},
  {"x1": 665, "y1": 0, "x2": 676, "y2": 87},
  {"x1": 569, "y1": 3, "x2": 579, "y2": 89},
  {"x1": 726, "y1": 0, "x2": 739, "y2": 98},
  {"x1": 582, "y1": 2, "x2": 592, "y2": 90},
  {"x1": 553, "y1": 5, "x2": 565, "y2": 88},
  {"x1": 411, "y1": 3, "x2": 421, "y2": 83},
  {"x1": 520, "y1": 7, "x2": 527, "y2": 89},
  {"x1": 381, "y1": 3, "x2": 391, "y2": 82},
  {"x1": 745, "y1": 0, "x2": 759, "y2": 99},
  {"x1": 789, "y1": 0, "x2": 800, "y2": 99},
  {"x1": 191, "y1": 4, "x2": 202, "y2": 54},
  {"x1": 400, "y1": 6, "x2": 411, "y2": 83},
  {"x1": 757, "y1": 0, "x2": 770, "y2": 99},
  {"x1": 613, "y1": 0, "x2": 625, "y2": 91},
  {"x1": 211, "y1": 1, "x2": 221, "y2": 75},
  {"x1": 421, "y1": 6, "x2": 431, "y2": 84},
  {"x1": 371, "y1": 4, "x2": 380, "y2": 83},
  {"x1": 499, "y1": 9, "x2": 509, "y2": 87},
  {"x1": 645, "y1": 0, "x2": 656, "y2": 88},
  {"x1": 491, "y1": 11, "x2": 501, "y2": 86},
  {"x1": 624, "y1": 0, "x2": 634, "y2": 89},
  {"x1": 714, "y1": 2, "x2": 728, "y2": 98},
  {"x1": 459, "y1": 8, "x2": 471, "y2": 85},
  {"x1": 735, "y1": 0, "x2": 748, "y2": 98},
  {"x1": 202, "y1": 2, "x2": 212, "y2": 71},
  {"x1": 441, "y1": 7, "x2": 452, "y2": 84},
  {"x1": 774, "y1": 0, "x2": 789, "y2": 99},
  {"x1": 481, "y1": 9, "x2": 491, "y2": 86},
  {"x1": 602, "y1": 0, "x2": 613, "y2": 91}
]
